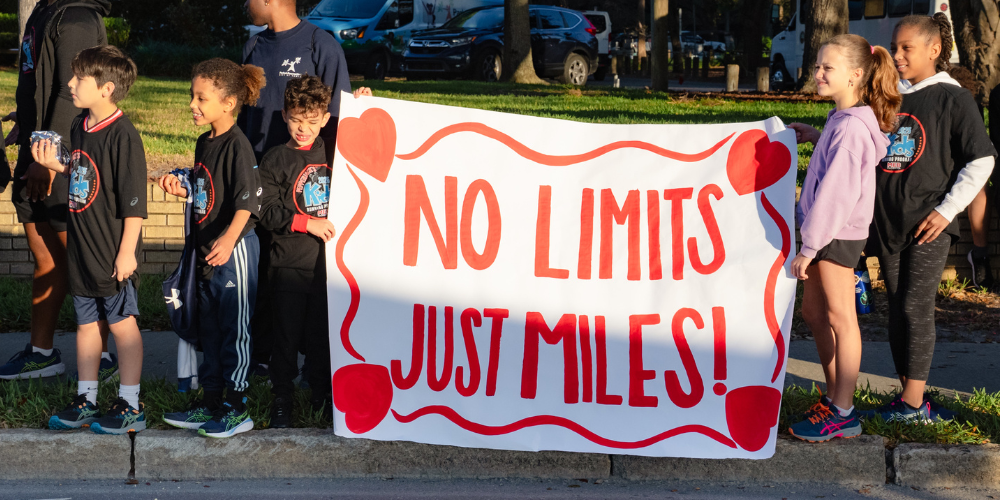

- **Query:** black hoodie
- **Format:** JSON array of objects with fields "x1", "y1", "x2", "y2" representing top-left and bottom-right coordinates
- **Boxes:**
[{"x1": 7, "y1": 0, "x2": 110, "y2": 190}]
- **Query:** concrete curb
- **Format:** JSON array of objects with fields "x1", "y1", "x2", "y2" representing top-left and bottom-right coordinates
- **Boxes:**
[
  {"x1": 893, "y1": 443, "x2": 1000, "y2": 488},
  {"x1": 613, "y1": 435, "x2": 886, "y2": 486}
]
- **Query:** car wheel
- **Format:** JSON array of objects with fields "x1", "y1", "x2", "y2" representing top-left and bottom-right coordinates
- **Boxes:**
[
  {"x1": 474, "y1": 49, "x2": 502, "y2": 82},
  {"x1": 560, "y1": 53, "x2": 589, "y2": 86},
  {"x1": 364, "y1": 51, "x2": 389, "y2": 81}
]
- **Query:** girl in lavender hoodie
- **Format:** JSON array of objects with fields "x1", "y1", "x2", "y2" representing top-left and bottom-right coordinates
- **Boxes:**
[{"x1": 785, "y1": 34, "x2": 900, "y2": 442}]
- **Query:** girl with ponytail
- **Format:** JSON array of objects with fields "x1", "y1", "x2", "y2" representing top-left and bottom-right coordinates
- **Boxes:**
[
  {"x1": 156, "y1": 58, "x2": 268, "y2": 438},
  {"x1": 785, "y1": 34, "x2": 899, "y2": 442},
  {"x1": 863, "y1": 14, "x2": 996, "y2": 424}
]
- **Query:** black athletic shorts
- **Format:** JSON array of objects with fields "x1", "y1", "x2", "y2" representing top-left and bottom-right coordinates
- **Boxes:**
[
  {"x1": 10, "y1": 147, "x2": 67, "y2": 232},
  {"x1": 814, "y1": 238, "x2": 867, "y2": 269}
]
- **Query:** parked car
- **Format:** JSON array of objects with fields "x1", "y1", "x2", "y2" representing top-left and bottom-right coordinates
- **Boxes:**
[
  {"x1": 582, "y1": 10, "x2": 611, "y2": 81},
  {"x1": 402, "y1": 5, "x2": 598, "y2": 85},
  {"x1": 304, "y1": 0, "x2": 503, "y2": 80},
  {"x1": 695, "y1": 30, "x2": 733, "y2": 52},
  {"x1": 680, "y1": 32, "x2": 704, "y2": 55}
]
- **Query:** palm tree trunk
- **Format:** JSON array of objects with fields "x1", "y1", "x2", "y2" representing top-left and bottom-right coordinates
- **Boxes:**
[
  {"x1": 800, "y1": 0, "x2": 848, "y2": 92},
  {"x1": 502, "y1": 0, "x2": 546, "y2": 84}
]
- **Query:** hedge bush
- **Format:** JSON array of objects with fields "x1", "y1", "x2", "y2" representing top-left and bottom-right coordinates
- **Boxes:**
[{"x1": 128, "y1": 40, "x2": 241, "y2": 78}]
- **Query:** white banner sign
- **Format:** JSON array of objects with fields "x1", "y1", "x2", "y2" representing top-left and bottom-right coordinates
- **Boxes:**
[{"x1": 327, "y1": 93, "x2": 797, "y2": 458}]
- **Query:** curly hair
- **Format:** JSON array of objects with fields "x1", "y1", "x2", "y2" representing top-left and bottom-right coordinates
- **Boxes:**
[
  {"x1": 191, "y1": 58, "x2": 266, "y2": 109},
  {"x1": 895, "y1": 12, "x2": 954, "y2": 73},
  {"x1": 283, "y1": 74, "x2": 332, "y2": 115}
]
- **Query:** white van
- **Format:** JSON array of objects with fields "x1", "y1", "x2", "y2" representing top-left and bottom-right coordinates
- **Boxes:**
[
  {"x1": 770, "y1": 0, "x2": 959, "y2": 88},
  {"x1": 582, "y1": 10, "x2": 611, "y2": 80}
]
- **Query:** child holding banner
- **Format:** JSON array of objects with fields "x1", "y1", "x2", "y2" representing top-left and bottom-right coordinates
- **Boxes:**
[
  {"x1": 863, "y1": 14, "x2": 995, "y2": 423},
  {"x1": 786, "y1": 34, "x2": 899, "y2": 442},
  {"x1": 158, "y1": 59, "x2": 265, "y2": 438},
  {"x1": 34, "y1": 46, "x2": 148, "y2": 434}
]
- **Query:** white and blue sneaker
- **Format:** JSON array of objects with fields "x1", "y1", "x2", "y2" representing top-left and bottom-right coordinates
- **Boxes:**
[
  {"x1": 48, "y1": 394, "x2": 102, "y2": 430},
  {"x1": 0, "y1": 343, "x2": 66, "y2": 380},
  {"x1": 198, "y1": 399, "x2": 253, "y2": 438},
  {"x1": 91, "y1": 398, "x2": 146, "y2": 435}
]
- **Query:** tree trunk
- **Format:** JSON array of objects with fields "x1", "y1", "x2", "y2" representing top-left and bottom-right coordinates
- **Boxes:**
[
  {"x1": 19, "y1": 0, "x2": 39, "y2": 45},
  {"x1": 636, "y1": 0, "x2": 647, "y2": 71},
  {"x1": 800, "y1": 0, "x2": 848, "y2": 92},
  {"x1": 502, "y1": 0, "x2": 546, "y2": 84},
  {"x1": 651, "y1": 0, "x2": 670, "y2": 90},
  {"x1": 737, "y1": 0, "x2": 772, "y2": 79},
  {"x1": 950, "y1": 0, "x2": 1000, "y2": 106}
]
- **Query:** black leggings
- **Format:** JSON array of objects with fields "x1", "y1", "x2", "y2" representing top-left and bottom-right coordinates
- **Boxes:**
[{"x1": 877, "y1": 236, "x2": 951, "y2": 381}]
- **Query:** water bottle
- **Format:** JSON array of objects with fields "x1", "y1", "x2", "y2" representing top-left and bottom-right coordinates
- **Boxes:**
[{"x1": 854, "y1": 262, "x2": 872, "y2": 315}]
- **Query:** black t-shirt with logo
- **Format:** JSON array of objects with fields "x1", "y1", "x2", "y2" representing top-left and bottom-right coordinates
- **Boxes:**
[
  {"x1": 190, "y1": 126, "x2": 261, "y2": 280},
  {"x1": 258, "y1": 138, "x2": 330, "y2": 292},
  {"x1": 66, "y1": 110, "x2": 147, "y2": 297},
  {"x1": 870, "y1": 83, "x2": 997, "y2": 255}
]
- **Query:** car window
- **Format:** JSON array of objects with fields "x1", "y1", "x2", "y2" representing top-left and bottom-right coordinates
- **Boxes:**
[
  {"x1": 529, "y1": 11, "x2": 539, "y2": 29},
  {"x1": 375, "y1": 1, "x2": 399, "y2": 30},
  {"x1": 441, "y1": 7, "x2": 503, "y2": 29},
  {"x1": 888, "y1": 0, "x2": 911, "y2": 16},
  {"x1": 398, "y1": 0, "x2": 414, "y2": 26},
  {"x1": 865, "y1": 0, "x2": 886, "y2": 18},
  {"x1": 311, "y1": 0, "x2": 384, "y2": 19},
  {"x1": 537, "y1": 9, "x2": 564, "y2": 29},
  {"x1": 560, "y1": 12, "x2": 581, "y2": 29},
  {"x1": 849, "y1": 0, "x2": 864, "y2": 20},
  {"x1": 585, "y1": 14, "x2": 607, "y2": 32},
  {"x1": 913, "y1": 0, "x2": 931, "y2": 13}
]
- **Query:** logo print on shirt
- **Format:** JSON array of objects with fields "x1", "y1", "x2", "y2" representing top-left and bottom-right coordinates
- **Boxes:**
[
  {"x1": 20, "y1": 28, "x2": 35, "y2": 73},
  {"x1": 191, "y1": 163, "x2": 215, "y2": 224},
  {"x1": 130, "y1": 197, "x2": 138, "y2": 206},
  {"x1": 68, "y1": 151, "x2": 100, "y2": 213},
  {"x1": 293, "y1": 164, "x2": 332, "y2": 218},
  {"x1": 880, "y1": 113, "x2": 925, "y2": 173},
  {"x1": 279, "y1": 57, "x2": 304, "y2": 77}
]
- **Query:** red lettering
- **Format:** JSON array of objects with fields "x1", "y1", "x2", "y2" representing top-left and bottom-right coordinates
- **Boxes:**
[
  {"x1": 534, "y1": 186, "x2": 569, "y2": 279},
  {"x1": 391, "y1": 303, "x2": 425, "y2": 390},
  {"x1": 577, "y1": 188, "x2": 594, "y2": 279},
  {"x1": 595, "y1": 315, "x2": 623, "y2": 405},
  {"x1": 663, "y1": 188, "x2": 694, "y2": 281},
  {"x1": 579, "y1": 314, "x2": 593, "y2": 403},
  {"x1": 521, "y1": 312, "x2": 578, "y2": 403},
  {"x1": 713, "y1": 306, "x2": 727, "y2": 382},
  {"x1": 456, "y1": 308, "x2": 482, "y2": 397},
  {"x1": 460, "y1": 180, "x2": 502, "y2": 270},
  {"x1": 427, "y1": 306, "x2": 455, "y2": 392},
  {"x1": 403, "y1": 175, "x2": 457, "y2": 269},
  {"x1": 689, "y1": 184, "x2": 726, "y2": 275},
  {"x1": 646, "y1": 190, "x2": 662, "y2": 281},
  {"x1": 664, "y1": 308, "x2": 705, "y2": 408},
  {"x1": 628, "y1": 314, "x2": 661, "y2": 407},
  {"x1": 483, "y1": 308, "x2": 509, "y2": 397},
  {"x1": 600, "y1": 189, "x2": 641, "y2": 280}
]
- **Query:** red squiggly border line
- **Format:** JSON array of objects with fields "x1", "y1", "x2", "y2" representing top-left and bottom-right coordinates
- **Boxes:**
[
  {"x1": 396, "y1": 122, "x2": 736, "y2": 166},
  {"x1": 760, "y1": 192, "x2": 790, "y2": 382},
  {"x1": 392, "y1": 406, "x2": 737, "y2": 449},
  {"x1": 336, "y1": 165, "x2": 369, "y2": 362}
]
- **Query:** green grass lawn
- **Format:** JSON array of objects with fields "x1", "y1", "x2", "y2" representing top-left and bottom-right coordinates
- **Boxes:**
[{"x1": 1, "y1": 70, "x2": 824, "y2": 179}]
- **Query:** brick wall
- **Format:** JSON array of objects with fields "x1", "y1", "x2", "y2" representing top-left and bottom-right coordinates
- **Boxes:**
[
  {"x1": 0, "y1": 184, "x2": 185, "y2": 277},
  {"x1": 0, "y1": 184, "x2": 997, "y2": 280}
]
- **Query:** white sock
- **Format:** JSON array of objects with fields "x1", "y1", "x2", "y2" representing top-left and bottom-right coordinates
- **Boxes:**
[
  {"x1": 101, "y1": 352, "x2": 113, "y2": 362},
  {"x1": 32, "y1": 345, "x2": 54, "y2": 357},
  {"x1": 832, "y1": 404, "x2": 854, "y2": 417},
  {"x1": 78, "y1": 381, "x2": 98, "y2": 405},
  {"x1": 119, "y1": 384, "x2": 140, "y2": 409}
]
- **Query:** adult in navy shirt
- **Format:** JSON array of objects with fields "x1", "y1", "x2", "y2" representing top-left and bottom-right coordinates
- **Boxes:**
[{"x1": 240, "y1": 0, "x2": 351, "y2": 164}]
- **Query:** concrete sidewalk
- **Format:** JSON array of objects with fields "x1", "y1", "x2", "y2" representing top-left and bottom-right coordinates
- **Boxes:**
[{"x1": 2, "y1": 332, "x2": 995, "y2": 396}]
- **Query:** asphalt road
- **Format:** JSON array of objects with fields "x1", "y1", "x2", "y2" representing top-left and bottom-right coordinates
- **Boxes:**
[{"x1": 0, "y1": 478, "x2": 995, "y2": 500}]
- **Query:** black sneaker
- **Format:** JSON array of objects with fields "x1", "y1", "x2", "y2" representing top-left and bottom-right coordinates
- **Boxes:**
[
  {"x1": 91, "y1": 398, "x2": 146, "y2": 435},
  {"x1": 163, "y1": 400, "x2": 215, "y2": 430},
  {"x1": 967, "y1": 249, "x2": 995, "y2": 290},
  {"x1": 198, "y1": 399, "x2": 253, "y2": 438},
  {"x1": 48, "y1": 394, "x2": 102, "y2": 430},
  {"x1": 270, "y1": 396, "x2": 292, "y2": 429}
]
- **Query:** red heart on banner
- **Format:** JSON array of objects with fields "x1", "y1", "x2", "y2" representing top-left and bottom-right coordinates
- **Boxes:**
[
  {"x1": 726, "y1": 129, "x2": 791, "y2": 196},
  {"x1": 337, "y1": 108, "x2": 397, "y2": 183},
  {"x1": 332, "y1": 363, "x2": 393, "y2": 434},
  {"x1": 725, "y1": 385, "x2": 782, "y2": 451}
]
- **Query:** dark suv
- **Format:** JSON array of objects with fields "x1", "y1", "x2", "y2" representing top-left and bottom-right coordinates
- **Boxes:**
[{"x1": 402, "y1": 5, "x2": 598, "y2": 85}]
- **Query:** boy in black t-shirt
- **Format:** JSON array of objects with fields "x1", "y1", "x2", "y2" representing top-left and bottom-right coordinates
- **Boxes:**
[
  {"x1": 32, "y1": 45, "x2": 147, "y2": 434},
  {"x1": 257, "y1": 76, "x2": 353, "y2": 427},
  {"x1": 159, "y1": 58, "x2": 265, "y2": 438}
]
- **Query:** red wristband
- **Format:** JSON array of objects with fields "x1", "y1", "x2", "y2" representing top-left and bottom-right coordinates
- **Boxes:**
[{"x1": 291, "y1": 214, "x2": 310, "y2": 233}]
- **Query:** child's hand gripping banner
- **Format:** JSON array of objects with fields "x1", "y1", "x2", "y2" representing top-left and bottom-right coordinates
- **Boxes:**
[{"x1": 327, "y1": 93, "x2": 797, "y2": 459}]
